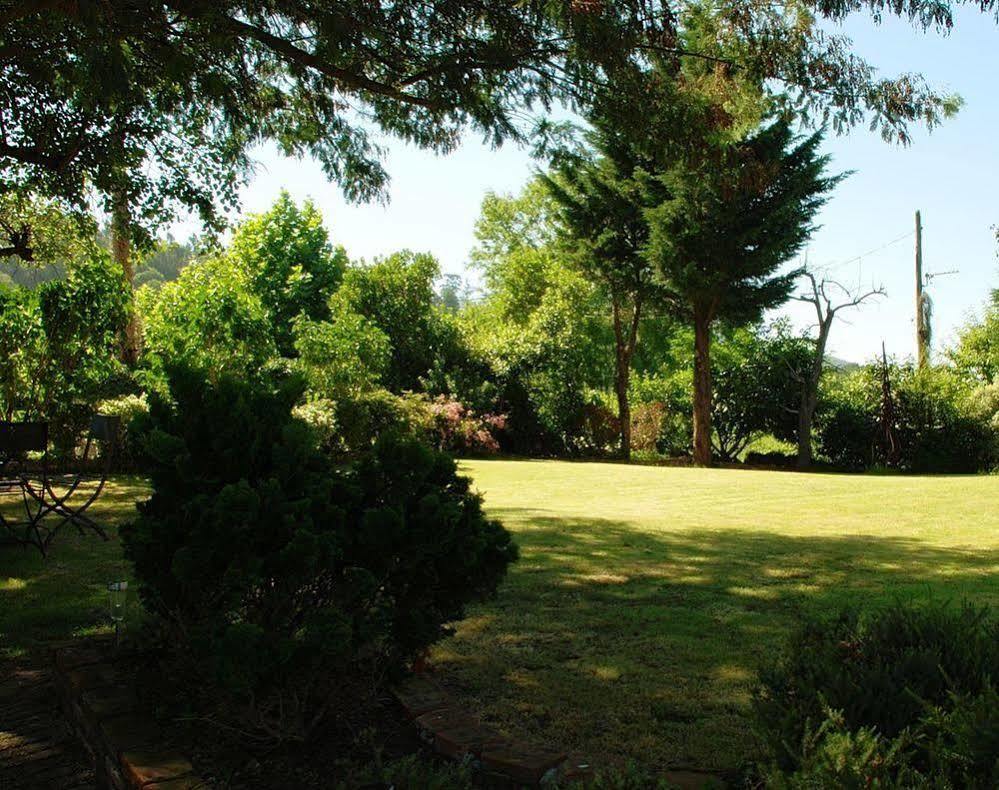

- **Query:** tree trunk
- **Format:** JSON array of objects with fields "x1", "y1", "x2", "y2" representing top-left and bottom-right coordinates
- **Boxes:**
[
  {"x1": 611, "y1": 297, "x2": 632, "y2": 461},
  {"x1": 692, "y1": 305, "x2": 713, "y2": 467},
  {"x1": 615, "y1": 352, "x2": 632, "y2": 461},
  {"x1": 796, "y1": 391, "x2": 816, "y2": 468},
  {"x1": 112, "y1": 185, "x2": 140, "y2": 365},
  {"x1": 796, "y1": 316, "x2": 831, "y2": 469}
]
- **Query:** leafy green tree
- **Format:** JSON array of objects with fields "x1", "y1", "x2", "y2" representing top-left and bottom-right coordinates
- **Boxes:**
[
  {"x1": 644, "y1": 120, "x2": 842, "y2": 465},
  {"x1": 292, "y1": 299, "x2": 391, "y2": 399},
  {"x1": 950, "y1": 289, "x2": 999, "y2": 385},
  {"x1": 711, "y1": 323, "x2": 814, "y2": 461},
  {"x1": 467, "y1": 183, "x2": 612, "y2": 452},
  {"x1": 134, "y1": 236, "x2": 199, "y2": 290},
  {"x1": 0, "y1": 251, "x2": 129, "y2": 450},
  {"x1": 336, "y1": 251, "x2": 448, "y2": 392},
  {"x1": 542, "y1": 125, "x2": 663, "y2": 459},
  {"x1": 139, "y1": 256, "x2": 276, "y2": 385},
  {"x1": 230, "y1": 192, "x2": 347, "y2": 356},
  {"x1": 1, "y1": 1, "x2": 967, "y2": 221},
  {"x1": 0, "y1": 284, "x2": 44, "y2": 421}
]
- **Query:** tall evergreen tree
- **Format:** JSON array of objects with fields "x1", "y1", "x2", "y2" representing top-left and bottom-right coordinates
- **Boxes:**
[
  {"x1": 644, "y1": 120, "x2": 843, "y2": 466},
  {"x1": 542, "y1": 127, "x2": 662, "y2": 460}
]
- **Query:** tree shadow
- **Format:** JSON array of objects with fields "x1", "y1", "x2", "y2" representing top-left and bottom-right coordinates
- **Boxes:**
[{"x1": 434, "y1": 508, "x2": 999, "y2": 773}]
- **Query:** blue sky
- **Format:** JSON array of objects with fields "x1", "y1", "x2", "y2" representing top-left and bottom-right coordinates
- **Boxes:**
[{"x1": 173, "y1": 6, "x2": 998, "y2": 364}]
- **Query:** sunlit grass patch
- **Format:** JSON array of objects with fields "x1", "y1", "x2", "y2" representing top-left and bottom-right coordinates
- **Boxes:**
[{"x1": 435, "y1": 460, "x2": 999, "y2": 773}]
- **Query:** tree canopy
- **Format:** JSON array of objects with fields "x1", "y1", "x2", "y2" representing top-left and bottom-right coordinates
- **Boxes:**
[{"x1": 0, "y1": 0, "x2": 980, "y2": 243}]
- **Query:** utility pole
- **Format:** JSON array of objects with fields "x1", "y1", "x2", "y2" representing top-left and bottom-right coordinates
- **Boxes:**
[{"x1": 914, "y1": 210, "x2": 930, "y2": 369}]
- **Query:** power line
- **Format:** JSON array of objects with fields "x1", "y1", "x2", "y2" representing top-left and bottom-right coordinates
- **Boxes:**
[{"x1": 811, "y1": 228, "x2": 918, "y2": 275}]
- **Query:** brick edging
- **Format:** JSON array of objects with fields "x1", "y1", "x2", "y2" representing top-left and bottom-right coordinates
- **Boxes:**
[
  {"x1": 51, "y1": 640, "x2": 208, "y2": 789},
  {"x1": 393, "y1": 675, "x2": 594, "y2": 786}
]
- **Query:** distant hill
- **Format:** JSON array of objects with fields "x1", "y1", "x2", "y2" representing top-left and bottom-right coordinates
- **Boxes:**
[{"x1": 826, "y1": 355, "x2": 861, "y2": 372}]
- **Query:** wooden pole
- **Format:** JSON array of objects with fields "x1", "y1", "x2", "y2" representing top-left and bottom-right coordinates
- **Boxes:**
[{"x1": 915, "y1": 210, "x2": 929, "y2": 369}]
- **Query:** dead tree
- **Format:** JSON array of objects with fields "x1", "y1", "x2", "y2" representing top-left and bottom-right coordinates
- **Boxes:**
[{"x1": 792, "y1": 272, "x2": 885, "y2": 468}]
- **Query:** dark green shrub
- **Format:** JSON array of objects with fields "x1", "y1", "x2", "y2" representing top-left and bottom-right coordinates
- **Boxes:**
[
  {"x1": 817, "y1": 365, "x2": 997, "y2": 473},
  {"x1": 122, "y1": 366, "x2": 516, "y2": 743},
  {"x1": 756, "y1": 602, "x2": 999, "y2": 786},
  {"x1": 815, "y1": 368, "x2": 879, "y2": 470}
]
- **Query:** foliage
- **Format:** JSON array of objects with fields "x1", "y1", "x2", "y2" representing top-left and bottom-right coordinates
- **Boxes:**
[
  {"x1": 139, "y1": 255, "x2": 276, "y2": 386},
  {"x1": 755, "y1": 602, "x2": 999, "y2": 787},
  {"x1": 292, "y1": 301, "x2": 390, "y2": 399},
  {"x1": 542, "y1": 120, "x2": 663, "y2": 458},
  {"x1": 230, "y1": 192, "x2": 347, "y2": 355},
  {"x1": 336, "y1": 251, "x2": 451, "y2": 392},
  {"x1": 467, "y1": 183, "x2": 613, "y2": 453},
  {"x1": 397, "y1": 392, "x2": 505, "y2": 456},
  {"x1": 121, "y1": 367, "x2": 517, "y2": 743},
  {"x1": 644, "y1": 118, "x2": 842, "y2": 465},
  {"x1": 0, "y1": 251, "x2": 130, "y2": 453},
  {"x1": 816, "y1": 365, "x2": 996, "y2": 473},
  {"x1": 0, "y1": 283, "x2": 43, "y2": 420},
  {"x1": 95, "y1": 393, "x2": 150, "y2": 471},
  {"x1": 711, "y1": 324, "x2": 813, "y2": 461},
  {"x1": 950, "y1": 295, "x2": 999, "y2": 385},
  {"x1": 814, "y1": 368, "x2": 881, "y2": 470},
  {"x1": 644, "y1": 121, "x2": 839, "y2": 326},
  {"x1": 0, "y1": 189, "x2": 92, "y2": 263},
  {"x1": 1, "y1": 1, "x2": 971, "y2": 240},
  {"x1": 133, "y1": 236, "x2": 198, "y2": 290},
  {"x1": 339, "y1": 754, "x2": 475, "y2": 790}
]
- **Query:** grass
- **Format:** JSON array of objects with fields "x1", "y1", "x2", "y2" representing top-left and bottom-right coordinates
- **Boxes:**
[
  {"x1": 0, "y1": 477, "x2": 149, "y2": 660},
  {"x1": 433, "y1": 460, "x2": 999, "y2": 773},
  {"x1": 2, "y1": 463, "x2": 998, "y2": 774}
]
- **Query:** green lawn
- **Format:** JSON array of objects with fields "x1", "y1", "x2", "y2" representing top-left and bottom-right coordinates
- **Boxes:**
[
  {"x1": 0, "y1": 478, "x2": 149, "y2": 660},
  {"x1": 434, "y1": 460, "x2": 999, "y2": 773},
  {"x1": 3, "y1": 464, "x2": 998, "y2": 775}
]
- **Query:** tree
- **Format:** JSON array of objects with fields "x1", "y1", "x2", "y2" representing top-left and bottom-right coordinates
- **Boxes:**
[
  {"x1": 230, "y1": 192, "x2": 347, "y2": 356},
  {"x1": 336, "y1": 251, "x2": 447, "y2": 392},
  {"x1": 950, "y1": 284, "x2": 999, "y2": 385},
  {"x1": 711, "y1": 323, "x2": 814, "y2": 461},
  {"x1": 1, "y1": 2, "x2": 969, "y2": 206},
  {"x1": 292, "y1": 302, "x2": 391, "y2": 399},
  {"x1": 139, "y1": 256, "x2": 276, "y2": 384},
  {"x1": 467, "y1": 182, "x2": 612, "y2": 453},
  {"x1": 0, "y1": 251, "x2": 129, "y2": 450},
  {"x1": 792, "y1": 272, "x2": 884, "y2": 467},
  {"x1": 542, "y1": 125, "x2": 661, "y2": 459},
  {"x1": 644, "y1": 120, "x2": 843, "y2": 466}
]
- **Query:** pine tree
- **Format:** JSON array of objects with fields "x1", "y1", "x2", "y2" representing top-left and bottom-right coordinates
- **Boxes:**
[
  {"x1": 644, "y1": 120, "x2": 843, "y2": 466},
  {"x1": 542, "y1": 125, "x2": 663, "y2": 460}
]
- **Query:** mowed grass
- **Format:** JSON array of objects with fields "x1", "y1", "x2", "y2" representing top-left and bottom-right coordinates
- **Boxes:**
[
  {"x1": 0, "y1": 478, "x2": 149, "y2": 660},
  {"x1": 2, "y1": 465, "x2": 997, "y2": 774},
  {"x1": 434, "y1": 460, "x2": 999, "y2": 773}
]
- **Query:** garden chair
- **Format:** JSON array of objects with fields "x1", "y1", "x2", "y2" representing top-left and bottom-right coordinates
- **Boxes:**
[
  {"x1": 0, "y1": 420, "x2": 51, "y2": 552},
  {"x1": 1, "y1": 415, "x2": 118, "y2": 555}
]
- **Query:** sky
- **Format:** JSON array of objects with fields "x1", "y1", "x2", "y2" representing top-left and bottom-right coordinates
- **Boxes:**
[{"x1": 172, "y1": 6, "x2": 999, "y2": 365}]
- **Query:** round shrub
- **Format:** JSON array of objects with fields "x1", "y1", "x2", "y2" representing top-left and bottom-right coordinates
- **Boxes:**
[{"x1": 122, "y1": 366, "x2": 517, "y2": 743}]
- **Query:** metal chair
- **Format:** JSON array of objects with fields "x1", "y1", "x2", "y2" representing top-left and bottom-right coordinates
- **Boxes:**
[
  {"x1": 0, "y1": 421, "x2": 51, "y2": 552},
  {"x1": 1, "y1": 415, "x2": 118, "y2": 555}
]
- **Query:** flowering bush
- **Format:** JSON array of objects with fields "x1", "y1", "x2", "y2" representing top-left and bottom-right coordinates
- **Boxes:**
[{"x1": 400, "y1": 392, "x2": 506, "y2": 455}]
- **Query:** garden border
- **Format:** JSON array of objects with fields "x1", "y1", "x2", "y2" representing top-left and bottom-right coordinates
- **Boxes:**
[{"x1": 51, "y1": 639, "x2": 208, "y2": 790}]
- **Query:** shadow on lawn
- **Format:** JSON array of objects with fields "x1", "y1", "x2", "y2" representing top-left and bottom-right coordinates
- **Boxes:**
[
  {"x1": 435, "y1": 508, "x2": 999, "y2": 772},
  {"x1": 0, "y1": 478, "x2": 147, "y2": 659}
]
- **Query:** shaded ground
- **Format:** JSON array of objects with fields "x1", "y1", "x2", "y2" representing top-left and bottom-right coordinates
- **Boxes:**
[
  {"x1": 0, "y1": 659, "x2": 95, "y2": 789},
  {"x1": 433, "y1": 461, "x2": 999, "y2": 773},
  {"x1": 0, "y1": 478, "x2": 149, "y2": 661}
]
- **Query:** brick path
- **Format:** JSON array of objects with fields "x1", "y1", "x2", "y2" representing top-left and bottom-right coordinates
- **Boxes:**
[{"x1": 0, "y1": 660, "x2": 95, "y2": 790}]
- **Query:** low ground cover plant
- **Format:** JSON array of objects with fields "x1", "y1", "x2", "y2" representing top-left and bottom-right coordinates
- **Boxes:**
[{"x1": 755, "y1": 602, "x2": 999, "y2": 787}]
